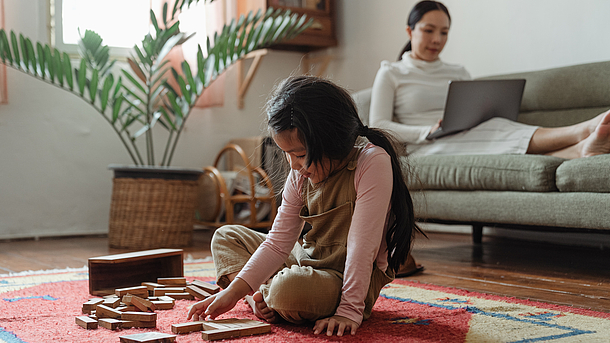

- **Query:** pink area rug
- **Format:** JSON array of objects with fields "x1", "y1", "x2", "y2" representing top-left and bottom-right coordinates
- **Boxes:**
[{"x1": 1, "y1": 261, "x2": 609, "y2": 342}]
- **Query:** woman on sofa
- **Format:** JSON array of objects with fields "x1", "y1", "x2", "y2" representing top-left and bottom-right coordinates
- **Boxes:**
[{"x1": 369, "y1": 0, "x2": 610, "y2": 158}]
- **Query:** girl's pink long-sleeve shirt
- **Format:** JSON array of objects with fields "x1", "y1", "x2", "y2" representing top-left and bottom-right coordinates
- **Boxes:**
[{"x1": 236, "y1": 143, "x2": 392, "y2": 325}]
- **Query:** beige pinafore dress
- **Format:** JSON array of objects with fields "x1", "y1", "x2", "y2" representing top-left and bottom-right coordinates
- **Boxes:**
[{"x1": 212, "y1": 145, "x2": 394, "y2": 324}]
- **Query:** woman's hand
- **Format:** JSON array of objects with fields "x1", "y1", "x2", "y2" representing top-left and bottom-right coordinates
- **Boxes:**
[
  {"x1": 187, "y1": 278, "x2": 252, "y2": 321},
  {"x1": 313, "y1": 315, "x2": 360, "y2": 336},
  {"x1": 430, "y1": 119, "x2": 443, "y2": 135}
]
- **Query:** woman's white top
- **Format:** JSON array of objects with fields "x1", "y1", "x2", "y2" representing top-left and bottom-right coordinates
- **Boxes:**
[{"x1": 369, "y1": 52, "x2": 537, "y2": 156}]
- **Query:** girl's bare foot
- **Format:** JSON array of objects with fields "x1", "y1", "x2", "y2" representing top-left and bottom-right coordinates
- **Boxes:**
[
  {"x1": 245, "y1": 291, "x2": 280, "y2": 323},
  {"x1": 581, "y1": 114, "x2": 610, "y2": 157}
]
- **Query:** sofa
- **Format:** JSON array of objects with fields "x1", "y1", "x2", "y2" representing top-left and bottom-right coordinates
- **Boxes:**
[{"x1": 352, "y1": 60, "x2": 610, "y2": 243}]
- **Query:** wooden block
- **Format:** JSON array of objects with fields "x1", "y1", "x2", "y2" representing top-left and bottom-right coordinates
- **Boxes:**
[
  {"x1": 88, "y1": 249, "x2": 183, "y2": 296},
  {"x1": 120, "y1": 320, "x2": 157, "y2": 329},
  {"x1": 119, "y1": 332, "x2": 176, "y2": 343},
  {"x1": 116, "y1": 286, "x2": 149, "y2": 298},
  {"x1": 165, "y1": 292, "x2": 194, "y2": 300},
  {"x1": 153, "y1": 287, "x2": 186, "y2": 296},
  {"x1": 116, "y1": 305, "x2": 138, "y2": 312},
  {"x1": 157, "y1": 277, "x2": 187, "y2": 286},
  {"x1": 171, "y1": 321, "x2": 205, "y2": 334},
  {"x1": 123, "y1": 294, "x2": 156, "y2": 311},
  {"x1": 103, "y1": 297, "x2": 121, "y2": 308},
  {"x1": 121, "y1": 311, "x2": 157, "y2": 322},
  {"x1": 201, "y1": 319, "x2": 270, "y2": 341},
  {"x1": 142, "y1": 282, "x2": 165, "y2": 291},
  {"x1": 151, "y1": 300, "x2": 174, "y2": 310},
  {"x1": 75, "y1": 315, "x2": 98, "y2": 329},
  {"x1": 158, "y1": 296, "x2": 175, "y2": 303},
  {"x1": 190, "y1": 280, "x2": 220, "y2": 294},
  {"x1": 98, "y1": 318, "x2": 123, "y2": 330},
  {"x1": 96, "y1": 304, "x2": 123, "y2": 319},
  {"x1": 82, "y1": 298, "x2": 104, "y2": 313},
  {"x1": 186, "y1": 285, "x2": 212, "y2": 300}
]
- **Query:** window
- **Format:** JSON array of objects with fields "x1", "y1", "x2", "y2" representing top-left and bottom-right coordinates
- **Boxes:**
[{"x1": 49, "y1": 0, "x2": 209, "y2": 58}]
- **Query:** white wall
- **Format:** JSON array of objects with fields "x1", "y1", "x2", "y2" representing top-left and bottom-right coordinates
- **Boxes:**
[{"x1": 1, "y1": 0, "x2": 610, "y2": 240}]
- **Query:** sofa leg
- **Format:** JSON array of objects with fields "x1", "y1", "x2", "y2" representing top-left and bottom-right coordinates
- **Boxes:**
[{"x1": 472, "y1": 225, "x2": 483, "y2": 244}]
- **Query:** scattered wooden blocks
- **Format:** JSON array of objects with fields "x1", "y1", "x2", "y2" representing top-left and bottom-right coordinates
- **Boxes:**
[
  {"x1": 98, "y1": 318, "x2": 123, "y2": 330},
  {"x1": 82, "y1": 298, "x2": 104, "y2": 314},
  {"x1": 165, "y1": 292, "x2": 194, "y2": 300},
  {"x1": 190, "y1": 280, "x2": 220, "y2": 294},
  {"x1": 95, "y1": 304, "x2": 123, "y2": 319},
  {"x1": 200, "y1": 318, "x2": 271, "y2": 341},
  {"x1": 121, "y1": 311, "x2": 157, "y2": 322},
  {"x1": 75, "y1": 315, "x2": 98, "y2": 329},
  {"x1": 119, "y1": 332, "x2": 177, "y2": 343},
  {"x1": 116, "y1": 286, "x2": 149, "y2": 298},
  {"x1": 153, "y1": 287, "x2": 186, "y2": 296},
  {"x1": 157, "y1": 277, "x2": 187, "y2": 286},
  {"x1": 142, "y1": 282, "x2": 165, "y2": 292},
  {"x1": 122, "y1": 294, "x2": 156, "y2": 311},
  {"x1": 102, "y1": 296, "x2": 121, "y2": 308},
  {"x1": 171, "y1": 321, "x2": 205, "y2": 334},
  {"x1": 150, "y1": 300, "x2": 174, "y2": 310},
  {"x1": 186, "y1": 285, "x2": 212, "y2": 300}
]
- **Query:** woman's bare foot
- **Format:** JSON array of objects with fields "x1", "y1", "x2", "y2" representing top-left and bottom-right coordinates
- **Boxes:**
[
  {"x1": 581, "y1": 113, "x2": 610, "y2": 157},
  {"x1": 245, "y1": 291, "x2": 280, "y2": 323}
]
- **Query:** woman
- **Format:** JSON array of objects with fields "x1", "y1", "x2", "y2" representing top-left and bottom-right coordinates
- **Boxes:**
[{"x1": 369, "y1": 0, "x2": 610, "y2": 158}]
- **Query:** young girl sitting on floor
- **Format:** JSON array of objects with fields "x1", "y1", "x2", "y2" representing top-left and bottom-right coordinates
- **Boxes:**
[{"x1": 187, "y1": 76, "x2": 423, "y2": 336}]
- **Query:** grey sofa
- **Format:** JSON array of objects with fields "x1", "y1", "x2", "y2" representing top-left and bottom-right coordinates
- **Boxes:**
[{"x1": 353, "y1": 60, "x2": 610, "y2": 243}]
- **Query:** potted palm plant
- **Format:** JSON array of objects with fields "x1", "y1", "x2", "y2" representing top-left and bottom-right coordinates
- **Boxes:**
[{"x1": 0, "y1": 0, "x2": 311, "y2": 249}]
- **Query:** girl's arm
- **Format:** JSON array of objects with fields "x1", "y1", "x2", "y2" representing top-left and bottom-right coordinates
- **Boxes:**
[
  {"x1": 234, "y1": 169, "x2": 305, "y2": 293},
  {"x1": 369, "y1": 66, "x2": 433, "y2": 144},
  {"x1": 188, "y1": 170, "x2": 305, "y2": 320},
  {"x1": 334, "y1": 145, "x2": 393, "y2": 325}
]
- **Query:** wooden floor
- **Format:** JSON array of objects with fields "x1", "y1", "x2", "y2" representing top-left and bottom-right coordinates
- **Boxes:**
[{"x1": 1, "y1": 229, "x2": 609, "y2": 313}]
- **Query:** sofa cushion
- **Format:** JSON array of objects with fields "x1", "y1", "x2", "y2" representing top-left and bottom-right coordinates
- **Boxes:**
[
  {"x1": 406, "y1": 154, "x2": 565, "y2": 192},
  {"x1": 556, "y1": 154, "x2": 610, "y2": 193}
]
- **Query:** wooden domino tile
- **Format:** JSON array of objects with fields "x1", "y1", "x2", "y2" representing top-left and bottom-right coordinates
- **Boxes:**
[
  {"x1": 120, "y1": 320, "x2": 157, "y2": 329},
  {"x1": 116, "y1": 286, "x2": 149, "y2": 298},
  {"x1": 119, "y1": 332, "x2": 176, "y2": 343},
  {"x1": 95, "y1": 304, "x2": 123, "y2": 319},
  {"x1": 75, "y1": 315, "x2": 98, "y2": 329},
  {"x1": 186, "y1": 285, "x2": 212, "y2": 300},
  {"x1": 153, "y1": 287, "x2": 186, "y2": 296},
  {"x1": 121, "y1": 311, "x2": 157, "y2": 322},
  {"x1": 200, "y1": 318, "x2": 270, "y2": 341},
  {"x1": 98, "y1": 318, "x2": 123, "y2": 330},
  {"x1": 157, "y1": 277, "x2": 187, "y2": 286},
  {"x1": 165, "y1": 292, "x2": 194, "y2": 300},
  {"x1": 171, "y1": 321, "x2": 205, "y2": 334},
  {"x1": 82, "y1": 298, "x2": 104, "y2": 313},
  {"x1": 190, "y1": 280, "x2": 220, "y2": 294}
]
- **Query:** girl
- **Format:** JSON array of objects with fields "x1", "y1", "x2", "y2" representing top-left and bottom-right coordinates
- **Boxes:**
[
  {"x1": 187, "y1": 76, "x2": 422, "y2": 336},
  {"x1": 369, "y1": 0, "x2": 610, "y2": 158}
]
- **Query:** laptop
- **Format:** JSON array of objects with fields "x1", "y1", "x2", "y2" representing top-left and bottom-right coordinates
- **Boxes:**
[{"x1": 426, "y1": 79, "x2": 526, "y2": 140}]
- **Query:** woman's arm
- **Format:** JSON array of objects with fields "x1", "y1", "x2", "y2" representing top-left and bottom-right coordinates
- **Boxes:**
[{"x1": 369, "y1": 66, "x2": 433, "y2": 144}]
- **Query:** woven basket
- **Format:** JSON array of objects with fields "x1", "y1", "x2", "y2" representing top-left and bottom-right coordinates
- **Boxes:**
[{"x1": 108, "y1": 166, "x2": 201, "y2": 249}]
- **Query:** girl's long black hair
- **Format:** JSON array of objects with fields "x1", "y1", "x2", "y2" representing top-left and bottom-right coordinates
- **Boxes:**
[
  {"x1": 398, "y1": 0, "x2": 451, "y2": 61},
  {"x1": 266, "y1": 75, "x2": 422, "y2": 272}
]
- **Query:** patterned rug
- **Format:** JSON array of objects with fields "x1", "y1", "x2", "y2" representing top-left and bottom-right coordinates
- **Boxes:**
[{"x1": 1, "y1": 261, "x2": 609, "y2": 343}]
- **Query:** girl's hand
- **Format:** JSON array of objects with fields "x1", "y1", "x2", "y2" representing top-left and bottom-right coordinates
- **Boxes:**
[
  {"x1": 187, "y1": 278, "x2": 252, "y2": 321},
  {"x1": 313, "y1": 315, "x2": 360, "y2": 336}
]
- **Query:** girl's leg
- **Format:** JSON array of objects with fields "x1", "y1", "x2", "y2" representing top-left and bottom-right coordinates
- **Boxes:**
[
  {"x1": 211, "y1": 225, "x2": 267, "y2": 289},
  {"x1": 526, "y1": 110, "x2": 609, "y2": 156},
  {"x1": 259, "y1": 265, "x2": 343, "y2": 324}
]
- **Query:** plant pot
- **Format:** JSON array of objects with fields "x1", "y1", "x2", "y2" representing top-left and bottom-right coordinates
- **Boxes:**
[{"x1": 108, "y1": 164, "x2": 203, "y2": 249}]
